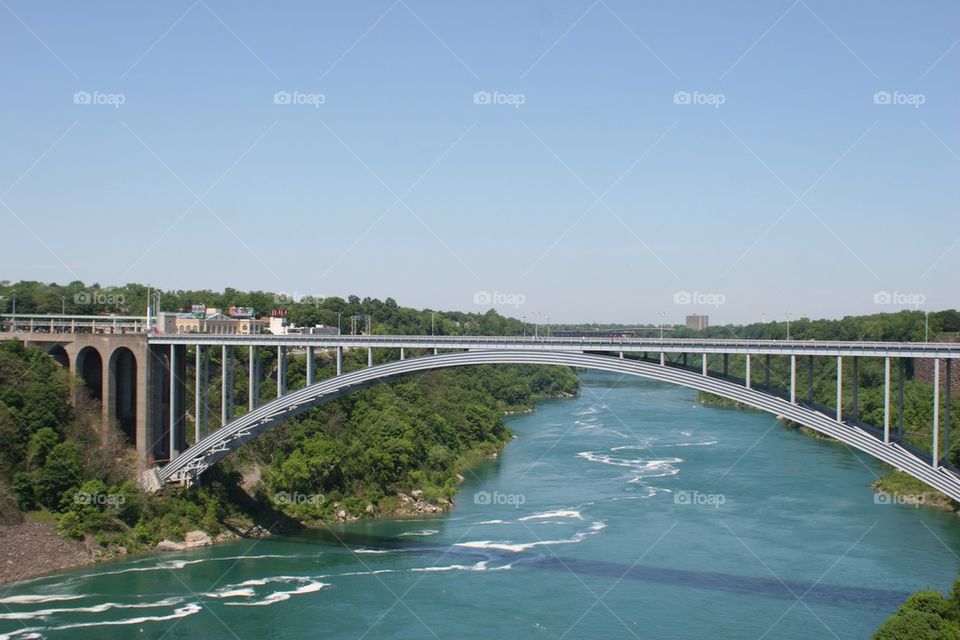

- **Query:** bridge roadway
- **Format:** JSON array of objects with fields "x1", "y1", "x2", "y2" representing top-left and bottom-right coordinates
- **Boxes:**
[{"x1": 148, "y1": 333, "x2": 960, "y2": 359}]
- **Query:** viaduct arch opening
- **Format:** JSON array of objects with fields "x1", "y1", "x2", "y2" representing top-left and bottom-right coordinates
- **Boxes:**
[
  {"x1": 76, "y1": 347, "x2": 103, "y2": 402},
  {"x1": 110, "y1": 347, "x2": 137, "y2": 446}
]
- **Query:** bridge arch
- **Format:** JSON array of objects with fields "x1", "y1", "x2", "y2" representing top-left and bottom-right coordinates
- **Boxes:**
[
  {"x1": 152, "y1": 351, "x2": 960, "y2": 501},
  {"x1": 47, "y1": 345, "x2": 69, "y2": 368},
  {"x1": 108, "y1": 346, "x2": 138, "y2": 446},
  {"x1": 75, "y1": 346, "x2": 103, "y2": 402}
]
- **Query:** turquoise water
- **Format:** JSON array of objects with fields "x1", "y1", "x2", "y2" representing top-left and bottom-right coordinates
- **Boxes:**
[{"x1": 3, "y1": 371, "x2": 960, "y2": 639}]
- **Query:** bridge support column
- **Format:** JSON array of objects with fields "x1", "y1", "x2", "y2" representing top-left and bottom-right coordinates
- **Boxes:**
[
  {"x1": 660, "y1": 352, "x2": 665, "y2": 366},
  {"x1": 897, "y1": 359, "x2": 904, "y2": 440},
  {"x1": 946, "y1": 360, "x2": 952, "y2": 456},
  {"x1": 933, "y1": 359, "x2": 941, "y2": 467},
  {"x1": 836, "y1": 356, "x2": 842, "y2": 422},
  {"x1": 789, "y1": 354, "x2": 796, "y2": 404},
  {"x1": 434, "y1": 347, "x2": 438, "y2": 355},
  {"x1": 723, "y1": 353, "x2": 728, "y2": 377},
  {"x1": 336, "y1": 346, "x2": 342, "y2": 376},
  {"x1": 701, "y1": 353, "x2": 707, "y2": 376},
  {"x1": 221, "y1": 345, "x2": 233, "y2": 426},
  {"x1": 400, "y1": 347, "x2": 405, "y2": 360},
  {"x1": 249, "y1": 346, "x2": 258, "y2": 411},
  {"x1": 195, "y1": 345, "x2": 202, "y2": 443},
  {"x1": 807, "y1": 355, "x2": 814, "y2": 402},
  {"x1": 169, "y1": 345, "x2": 179, "y2": 459},
  {"x1": 619, "y1": 351, "x2": 624, "y2": 359},
  {"x1": 368, "y1": 347, "x2": 373, "y2": 367},
  {"x1": 278, "y1": 346, "x2": 287, "y2": 398},
  {"x1": 745, "y1": 354, "x2": 751, "y2": 388},
  {"x1": 852, "y1": 358, "x2": 859, "y2": 420},
  {"x1": 883, "y1": 357, "x2": 891, "y2": 443},
  {"x1": 765, "y1": 354, "x2": 771, "y2": 388},
  {"x1": 306, "y1": 346, "x2": 315, "y2": 386}
]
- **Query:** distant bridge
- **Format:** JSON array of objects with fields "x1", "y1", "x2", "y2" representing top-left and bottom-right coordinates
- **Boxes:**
[{"x1": 3, "y1": 317, "x2": 958, "y2": 499}]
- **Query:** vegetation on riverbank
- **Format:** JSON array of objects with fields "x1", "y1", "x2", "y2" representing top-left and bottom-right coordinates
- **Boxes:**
[
  {"x1": 0, "y1": 284, "x2": 579, "y2": 577},
  {"x1": 873, "y1": 576, "x2": 960, "y2": 639}
]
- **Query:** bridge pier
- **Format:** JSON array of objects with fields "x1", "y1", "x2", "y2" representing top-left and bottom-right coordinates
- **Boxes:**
[
  {"x1": 852, "y1": 357, "x2": 859, "y2": 420},
  {"x1": 306, "y1": 346, "x2": 315, "y2": 386},
  {"x1": 723, "y1": 353, "x2": 729, "y2": 377},
  {"x1": 790, "y1": 354, "x2": 796, "y2": 404},
  {"x1": 765, "y1": 354, "x2": 771, "y2": 388},
  {"x1": 745, "y1": 354, "x2": 751, "y2": 388},
  {"x1": 249, "y1": 345, "x2": 259, "y2": 410},
  {"x1": 336, "y1": 346, "x2": 343, "y2": 376},
  {"x1": 947, "y1": 360, "x2": 952, "y2": 457},
  {"x1": 933, "y1": 359, "x2": 941, "y2": 467},
  {"x1": 368, "y1": 347, "x2": 373, "y2": 367},
  {"x1": 660, "y1": 352, "x2": 665, "y2": 366},
  {"x1": 898, "y1": 359, "x2": 904, "y2": 440},
  {"x1": 836, "y1": 356, "x2": 843, "y2": 422},
  {"x1": 807, "y1": 355, "x2": 814, "y2": 402},
  {"x1": 195, "y1": 345, "x2": 203, "y2": 442},
  {"x1": 400, "y1": 347, "x2": 405, "y2": 360},
  {"x1": 884, "y1": 357, "x2": 891, "y2": 443},
  {"x1": 278, "y1": 346, "x2": 287, "y2": 397},
  {"x1": 702, "y1": 353, "x2": 707, "y2": 376},
  {"x1": 221, "y1": 345, "x2": 233, "y2": 426}
]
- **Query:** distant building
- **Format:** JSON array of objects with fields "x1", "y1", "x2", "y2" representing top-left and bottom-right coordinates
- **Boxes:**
[
  {"x1": 158, "y1": 310, "x2": 265, "y2": 335},
  {"x1": 267, "y1": 314, "x2": 339, "y2": 336},
  {"x1": 686, "y1": 314, "x2": 709, "y2": 331}
]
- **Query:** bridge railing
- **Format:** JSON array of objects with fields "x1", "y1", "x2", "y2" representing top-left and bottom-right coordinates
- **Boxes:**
[{"x1": 1, "y1": 315, "x2": 148, "y2": 335}]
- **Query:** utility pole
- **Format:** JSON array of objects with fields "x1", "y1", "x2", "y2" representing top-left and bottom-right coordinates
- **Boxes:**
[
  {"x1": 431, "y1": 311, "x2": 435, "y2": 336},
  {"x1": 786, "y1": 312, "x2": 791, "y2": 340},
  {"x1": 926, "y1": 311, "x2": 930, "y2": 342},
  {"x1": 658, "y1": 311, "x2": 666, "y2": 340},
  {"x1": 337, "y1": 312, "x2": 342, "y2": 335}
]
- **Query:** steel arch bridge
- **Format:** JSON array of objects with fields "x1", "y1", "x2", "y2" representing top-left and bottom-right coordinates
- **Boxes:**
[{"x1": 147, "y1": 350, "x2": 960, "y2": 502}]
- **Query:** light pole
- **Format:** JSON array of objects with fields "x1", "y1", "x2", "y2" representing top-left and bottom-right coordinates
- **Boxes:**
[
  {"x1": 522, "y1": 315, "x2": 526, "y2": 338},
  {"x1": 785, "y1": 312, "x2": 791, "y2": 340},
  {"x1": 533, "y1": 312, "x2": 540, "y2": 338},
  {"x1": 337, "y1": 312, "x2": 342, "y2": 335},
  {"x1": 546, "y1": 315, "x2": 550, "y2": 337},
  {"x1": 431, "y1": 311, "x2": 436, "y2": 336},
  {"x1": 925, "y1": 311, "x2": 930, "y2": 342},
  {"x1": 61, "y1": 296, "x2": 66, "y2": 315},
  {"x1": 657, "y1": 312, "x2": 666, "y2": 340}
]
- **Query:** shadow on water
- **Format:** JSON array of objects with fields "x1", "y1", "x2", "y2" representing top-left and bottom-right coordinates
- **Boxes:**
[{"x1": 270, "y1": 528, "x2": 910, "y2": 610}]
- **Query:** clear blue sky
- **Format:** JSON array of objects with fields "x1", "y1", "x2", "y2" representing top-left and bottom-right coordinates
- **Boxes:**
[{"x1": 1, "y1": 1, "x2": 957, "y2": 324}]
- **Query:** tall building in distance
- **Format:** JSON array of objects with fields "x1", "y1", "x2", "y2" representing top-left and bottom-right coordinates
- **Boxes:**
[{"x1": 686, "y1": 314, "x2": 709, "y2": 331}]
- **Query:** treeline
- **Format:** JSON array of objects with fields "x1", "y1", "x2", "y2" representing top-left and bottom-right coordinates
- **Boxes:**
[
  {"x1": 874, "y1": 577, "x2": 960, "y2": 639},
  {"x1": 244, "y1": 364, "x2": 578, "y2": 522},
  {"x1": 0, "y1": 280, "x2": 527, "y2": 335}
]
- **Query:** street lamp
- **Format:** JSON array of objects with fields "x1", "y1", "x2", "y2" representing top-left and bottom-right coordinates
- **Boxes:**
[
  {"x1": 431, "y1": 311, "x2": 436, "y2": 336},
  {"x1": 522, "y1": 315, "x2": 526, "y2": 338},
  {"x1": 925, "y1": 311, "x2": 930, "y2": 342},
  {"x1": 337, "y1": 312, "x2": 342, "y2": 335},
  {"x1": 533, "y1": 312, "x2": 540, "y2": 338},
  {"x1": 657, "y1": 311, "x2": 666, "y2": 340},
  {"x1": 785, "y1": 312, "x2": 792, "y2": 340}
]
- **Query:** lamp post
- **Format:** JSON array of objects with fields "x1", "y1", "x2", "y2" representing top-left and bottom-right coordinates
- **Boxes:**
[
  {"x1": 925, "y1": 311, "x2": 930, "y2": 342},
  {"x1": 786, "y1": 312, "x2": 792, "y2": 340},
  {"x1": 337, "y1": 312, "x2": 342, "y2": 335},
  {"x1": 522, "y1": 315, "x2": 526, "y2": 338},
  {"x1": 658, "y1": 312, "x2": 666, "y2": 340},
  {"x1": 431, "y1": 311, "x2": 436, "y2": 336}
]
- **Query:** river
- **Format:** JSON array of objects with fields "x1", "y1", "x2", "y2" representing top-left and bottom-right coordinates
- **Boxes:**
[{"x1": 2, "y1": 371, "x2": 959, "y2": 639}]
